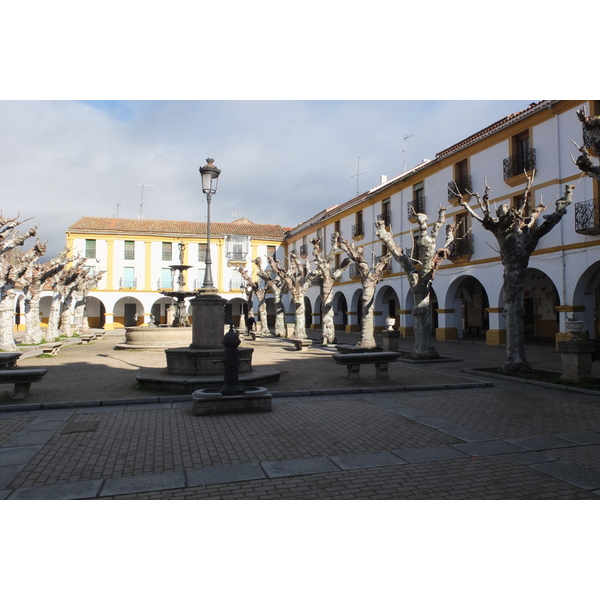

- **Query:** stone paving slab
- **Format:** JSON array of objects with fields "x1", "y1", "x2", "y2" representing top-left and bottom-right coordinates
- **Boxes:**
[
  {"x1": 186, "y1": 464, "x2": 266, "y2": 487},
  {"x1": 393, "y1": 445, "x2": 470, "y2": 464},
  {"x1": 505, "y1": 436, "x2": 578, "y2": 451},
  {"x1": 100, "y1": 471, "x2": 187, "y2": 497},
  {"x1": 437, "y1": 425, "x2": 498, "y2": 443},
  {"x1": 553, "y1": 432, "x2": 600, "y2": 446},
  {"x1": 450, "y1": 440, "x2": 524, "y2": 457},
  {"x1": 530, "y1": 461, "x2": 600, "y2": 491},
  {"x1": 329, "y1": 451, "x2": 406, "y2": 470},
  {"x1": 0, "y1": 446, "x2": 43, "y2": 466},
  {"x1": 261, "y1": 457, "x2": 340, "y2": 478},
  {"x1": 9, "y1": 479, "x2": 103, "y2": 500}
]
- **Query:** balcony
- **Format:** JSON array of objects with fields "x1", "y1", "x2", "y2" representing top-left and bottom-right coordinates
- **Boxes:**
[
  {"x1": 503, "y1": 149, "x2": 536, "y2": 184},
  {"x1": 226, "y1": 251, "x2": 247, "y2": 263},
  {"x1": 349, "y1": 263, "x2": 360, "y2": 279},
  {"x1": 575, "y1": 198, "x2": 600, "y2": 235},
  {"x1": 351, "y1": 222, "x2": 364, "y2": 238},
  {"x1": 299, "y1": 244, "x2": 308, "y2": 258},
  {"x1": 120, "y1": 277, "x2": 137, "y2": 289},
  {"x1": 376, "y1": 210, "x2": 392, "y2": 227},
  {"x1": 157, "y1": 278, "x2": 173, "y2": 290},
  {"x1": 448, "y1": 233, "x2": 474, "y2": 262},
  {"x1": 407, "y1": 198, "x2": 425, "y2": 221},
  {"x1": 447, "y1": 176, "x2": 472, "y2": 204}
]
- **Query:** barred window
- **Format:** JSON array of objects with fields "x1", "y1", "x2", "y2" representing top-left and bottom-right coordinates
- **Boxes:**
[{"x1": 124, "y1": 240, "x2": 135, "y2": 260}]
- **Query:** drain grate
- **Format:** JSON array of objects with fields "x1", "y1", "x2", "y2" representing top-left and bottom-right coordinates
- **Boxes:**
[{"x1": 60, "y1": 420, "x2": 100, "y2": 435}]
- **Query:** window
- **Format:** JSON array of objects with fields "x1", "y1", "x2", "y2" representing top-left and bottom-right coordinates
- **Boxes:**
[
  {"x1": 86, "y1": 266, "x2": 96, "y2": 277},
  {"x1": 230, "y1": 268, "x2": 243, "y2": 290},
  {"x1": 450, "y1": 213, "x2": 474, "y2": 260},
  {"x1": 409, "y1": 182, "x2": 425, "y2": 219},
  {"x1": 267, "y1": 245, "x2": 277, "y2": 260},
  {"x1": 226, "y1": 235, "x2": 248, "y2": 261},
  {"x1": 122, "y1": 267, "x2": 135, "y2": 288},
  {"x1": 300, "y1": 235, "x2": 308, "y2": 258},
  {"x1": 124, "y1": 240, "x2": 135, "y2": 260},
  {"x1": 162, "y1": 242, "x2": 172, "y2": 262},
  {"x1": 160, "y1": 268, "x2": 173, "y2": 289},
  {"x1": 504, "y1": 130, "x2": 536, "y2": 180},
  {"x1": 197, "y1": 266, "x2": 206, "y2": 288},
  {"x1": 378, "y1": 198, "x2": 391, "y2": 226},
  {"x1": 85, "y1": 239, "x2": 96, "y2": 259},
  {"x1": 198, "y1": 243, "x2": 208, "y2": 262},
  {"x1": 511, "y1": 192, "x2": 533, "y2": 217},
  {"x1": 449, "y1": 159, "x2": 471, "y2": 199},
  {"x1": 352, "y1": 211, "x2": 364, "y2": 237}
]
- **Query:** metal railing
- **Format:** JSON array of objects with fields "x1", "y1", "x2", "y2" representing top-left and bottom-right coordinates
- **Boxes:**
[
  {"x1": 352, "y1": 222, "x2": 364, "y2": 237},
  {"x1": 299, "y1": 244, "x2": 308, "y2": 257},
  {"x1": 449, "y1": 233, "x2": 474, "y2": 260},
  {"x1": 376, "y1": 210, "x2": 392, "y2": 226},
  {"x1": 447, "y1": 175, "x2": 473, "y2": 200},
  {"x1": 226, "y1": 251, "x2": 247, "y2": 261},
  {"x1": 158, "y1": 278, "x2": 173, "y2": 290},
  {"x1": 408, "y1": 197, "x2": 425, "y2": 219},
  {"x1": 120, "y1": 277, "x2": 137, "y2": 289},
  {"x1": 575, "y1": 198, "x2": 600, "y2": 235},
  {"x1": 503, "y1": 149, "x2": 536, "y2": 180}
]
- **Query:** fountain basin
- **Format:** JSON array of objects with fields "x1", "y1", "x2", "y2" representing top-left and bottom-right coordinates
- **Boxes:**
[
  {"x1": 165, "y1": 346, "x2": 253, "y2": 375},
  {"x1": 116, "y1": 326, "x2": 192, "y2": 349},
  {"x1": 192, "y1": 386, "x2": 272, "y2": 415}
]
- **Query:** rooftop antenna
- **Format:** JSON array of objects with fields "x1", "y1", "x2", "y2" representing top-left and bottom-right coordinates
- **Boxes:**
[
  {"x1": 403, "y1": 134, "x2": 413, "y2": 171},
  {"x1": 135, "y1": 183, "x2": 155, "y2": 219},
  {"x1": 350, "y1": 153, "x2": 367, "y2": 196},
  {"x1": 232, "y1": 206, "x2": 237, "y2": 219},
  {"x1": 115, "y1": 202, "x2": 121, "y2": 218}
]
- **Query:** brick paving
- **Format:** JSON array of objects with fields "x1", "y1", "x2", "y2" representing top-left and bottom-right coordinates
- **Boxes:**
[{"x1": 2, "y1": 333, "x2": 600, "y2": 500}]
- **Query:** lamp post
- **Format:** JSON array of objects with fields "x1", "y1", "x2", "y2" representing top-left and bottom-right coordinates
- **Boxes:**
[{"x1": 199, "y1": 158, "x2": 221, "y2": 289}]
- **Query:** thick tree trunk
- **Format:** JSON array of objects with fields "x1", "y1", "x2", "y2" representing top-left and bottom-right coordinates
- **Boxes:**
[
  {"x1": 22, "y1": 282, "x2": 44, "y2": 344},
  {"x1": 320, "y1": 280, "x2": 337, "y2": 345},
  {"x1": 272, "y1": 286, "x2": 286, "y2": 337},
  {"x1": 0, "y1": 290, "x2": 17, "y2": 352},
  {"x1": 291, "y1": 290, "x2": 307, "y2": 340},
  {"x1": 60, "y1": 293, "x2": 74, "y2": 337},
  {"x1": 46, "y1": 293, "x2": 62, "y2": 342},
  {"x1": 411, "y1": 284, "x2": 439, "y2": 359},
  {"x1": 73, "y1": 290, "x2": 86, "y2": 335},
  {"x1": 256, "y1": 290, "x2": 269, "y2": 333},
  {"x1": 502, "y1": 262, "x2": 532, "y2": 373},
  {"x1": 357, "y1": 286, "x2": 378, "y2": 349}
]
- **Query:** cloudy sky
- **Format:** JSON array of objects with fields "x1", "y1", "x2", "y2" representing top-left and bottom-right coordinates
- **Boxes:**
[{"x1": 2, "y1": 99, "x2": 540, "y2": 258}]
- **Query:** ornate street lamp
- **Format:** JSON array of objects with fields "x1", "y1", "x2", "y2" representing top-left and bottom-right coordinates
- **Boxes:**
[{"x1": 199, "y1": 158, "x2": 221, "y2": 289}]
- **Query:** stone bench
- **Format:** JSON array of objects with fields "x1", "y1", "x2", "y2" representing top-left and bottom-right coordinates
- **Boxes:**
[
  {"x1": 332, "y1": 351, "x2": 400, "y2": 382},
  {"x1": 291, "y1": 339, "x2": 312, "y2": 351},
  {"x1": 80, "y1": 334, "x2": 96, "y2": 344},
  {"x1": 0, "y1": 368, "x2": 48, "y2": 401},
  {"x1": 0, "y1": 352, "x2": 22, "y2": 370},
  {"x1": 40, "y1": 342, "x2": 63, "y2": 356}
]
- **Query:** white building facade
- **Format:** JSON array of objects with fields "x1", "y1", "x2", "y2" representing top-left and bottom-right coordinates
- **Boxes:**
[{"x1": 283, "y1": 100, "x2": 600, "y2": 346}]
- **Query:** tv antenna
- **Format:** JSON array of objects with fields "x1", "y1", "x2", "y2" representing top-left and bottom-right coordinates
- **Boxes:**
[
  {"x1": 135, "y1": 183, "x2": 155, "y2": 219},
  {"x1": 350, "y1": 153, "x2": 367, "y2": 196},
  {"x1": 232, "y1": 206, "x2": 237, "y2": 219},
  {"x1": 403, "y1": 134, "x2": 413, "y2": 171},
  {"x1": 115, "y1": 203, "x2": 121, "y2": 218}
]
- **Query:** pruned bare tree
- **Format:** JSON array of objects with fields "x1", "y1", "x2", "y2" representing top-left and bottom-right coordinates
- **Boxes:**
[
  {"x1": 0, "y1": 225, "x2": 45, "y2": 351},
  {"x1": 375, "y1": 207, "x2": 456, "y2": 359},
  {"x1": 255, "y1": 257, "x2": 286, "y2": 337},
  {"x1": 572, "y1": 106, "x2": 600, "y2": 181},
  {"x1": 73, "y1": 267, "x2": 105, "y2": 335},
  {"x1": 335, "y1": 234, "x2": 392, "y2": 349},
  {"x1": 22, "y1": 247, "x2": 70, "y2": 344},
  {"x1": 458, "y1": 174, "x2": 574, "y2": 372},
  {"x1": 311, "y1": 234, "x2": 350, "y2": 345},
  {"x1": 238, "y1": 265, "x2": 269, "y2": 333},
  {"x1": 267, "y1": 252, "x2": 319, "y2": 341}
]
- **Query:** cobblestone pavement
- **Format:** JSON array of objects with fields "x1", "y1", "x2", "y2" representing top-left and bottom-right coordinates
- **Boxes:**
[{"x1": 2, "y1": 378, "x2": 600, "y2": 499}]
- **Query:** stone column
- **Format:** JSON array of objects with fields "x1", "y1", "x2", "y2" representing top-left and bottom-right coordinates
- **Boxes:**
[
  {"x1": 485, "y1": 307, "x2": 506, "y2": 346},
  {"x1": 435, "y1": 308, "x2": 458, "y2": 341},
  {"x1": 189, "y1": 292, "x2": 228, "y2": 349}
]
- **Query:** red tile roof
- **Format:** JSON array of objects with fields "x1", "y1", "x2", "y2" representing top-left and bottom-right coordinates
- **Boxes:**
[{"x1": 67, "y1": 216, "x2": 288, "y2": 241}]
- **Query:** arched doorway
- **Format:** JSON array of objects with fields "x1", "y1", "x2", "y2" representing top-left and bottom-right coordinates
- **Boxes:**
[
  {"x1": 333, "y1": 292, "x2": 348, "y2": 330},
  {"x1": 522, "y1": 268, "x2": 560, "y2": 340}
]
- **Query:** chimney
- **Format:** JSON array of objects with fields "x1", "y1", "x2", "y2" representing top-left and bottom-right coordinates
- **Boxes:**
[{"x1": 380, "y1": 175, "x2": 388, "y2": 184}]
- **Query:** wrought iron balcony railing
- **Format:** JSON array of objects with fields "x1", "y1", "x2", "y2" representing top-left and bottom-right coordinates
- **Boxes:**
[
  {"x1": 158, "y1": 278, "x2": 173, "y2": 290},
  {"x1": 575, "y1": 198, "x2": 600, "y2": 235},
  {"x1": 447, "y1": 175, "x2": 473, "y2": 201},
  {"x1": 503, "y1": 148, "x2": 536, "y2": 180},
  {"x1": 226, "y1": 251, "x2": 247, "y2": 261},
  {"x1": 299, "y1": 244, "x2": 308, "y2": 257},
  {"x1": 349, "y1": 263, "x2": 359, "y2": 278},
  {"x1": 408, "y1": 197, "x2": 426, "y2": 219},
  {"x1": 376, "y1": 210, "x2": 392, "y2": 226},
  {"x1": 120, "y1": 277, "x2": 137, "y2": 289},
  {"x1": 448, "y1": 233, "x2": 474, "y2": 261},
  {"x1": 352, "y1": 222, "x2": 364, "y2": 237}
]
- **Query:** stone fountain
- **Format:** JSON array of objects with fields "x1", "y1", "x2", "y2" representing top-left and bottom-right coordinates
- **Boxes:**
[
  {"x1": 136, "y1": 158, "x2": 280, "y2": 392},
  {"x1": 116, "y1": 242, "x2": 194, "y2": 349}
]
